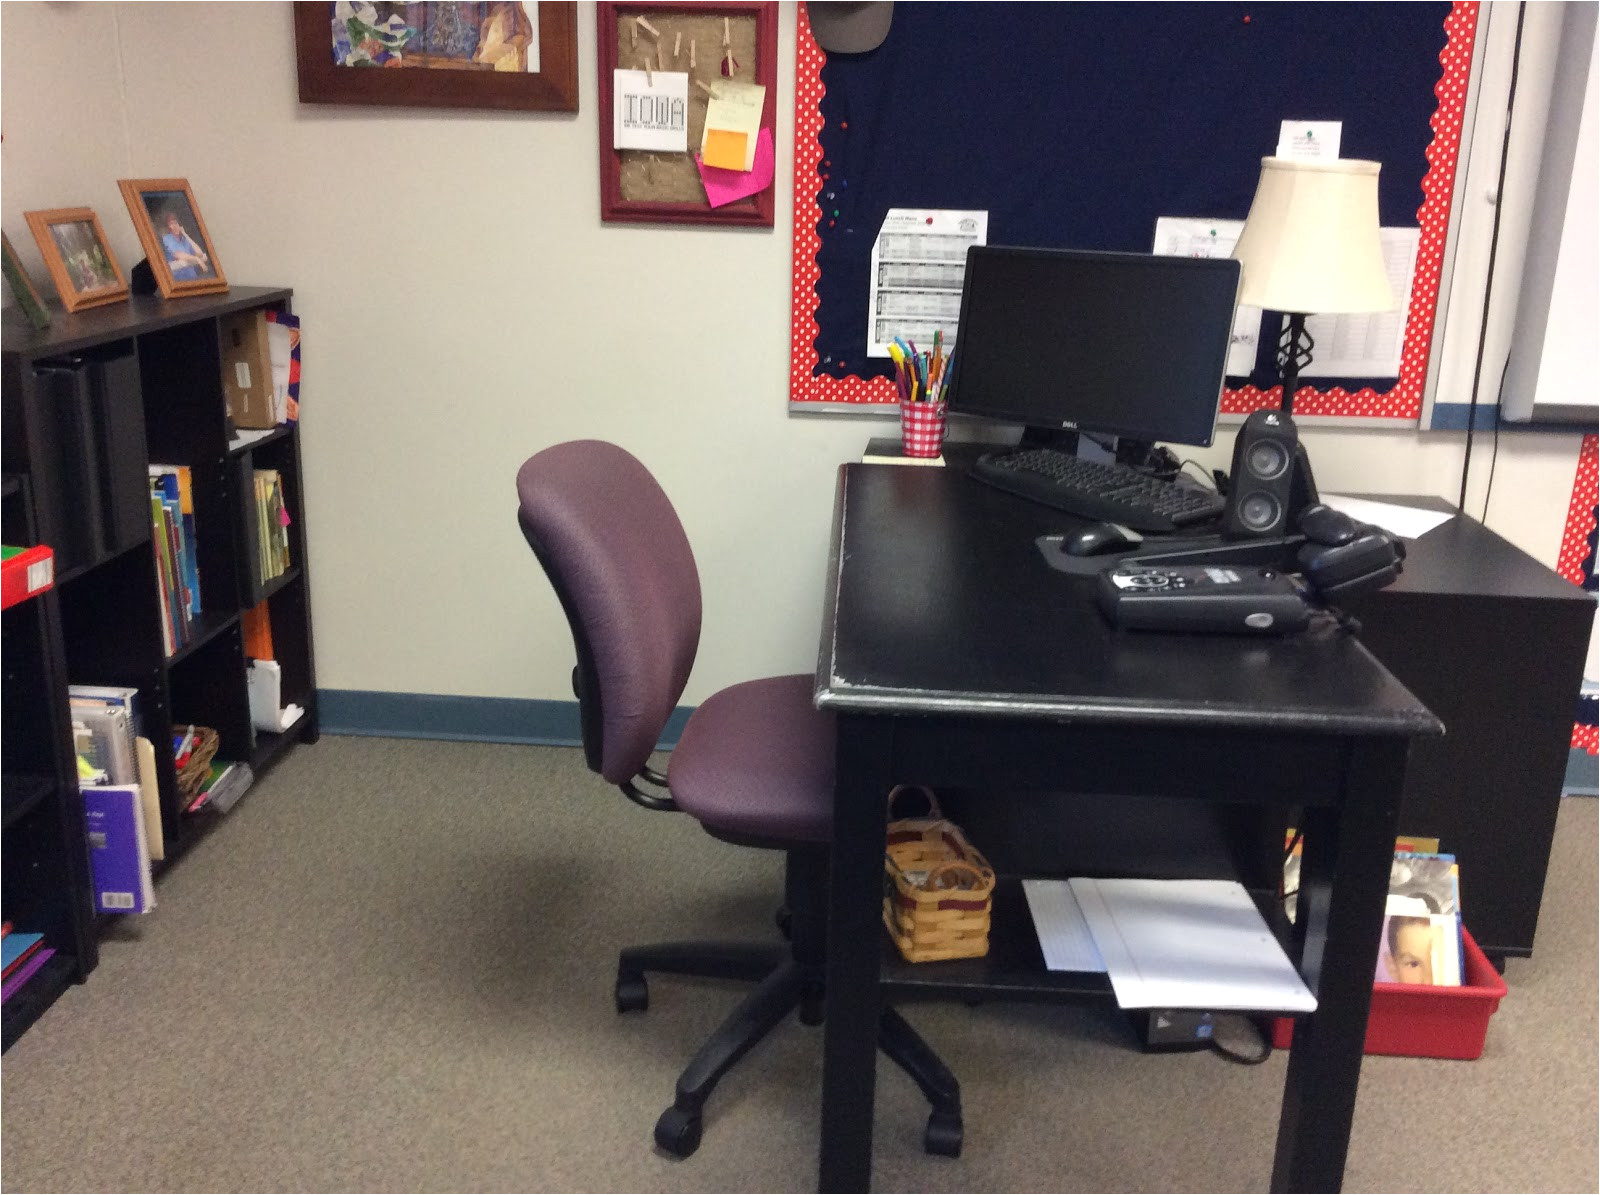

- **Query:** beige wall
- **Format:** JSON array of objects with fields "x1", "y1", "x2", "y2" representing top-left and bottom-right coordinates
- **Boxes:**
[{"x1": 2, "y1": 2, "x2": 1588, "y2": 705}]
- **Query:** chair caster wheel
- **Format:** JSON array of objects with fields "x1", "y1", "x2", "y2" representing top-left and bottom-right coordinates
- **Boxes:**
[
  {"x1": 924, "y1": 1110, "x2": 963, "y2": 1157},
  {"x1": 655, "y1": 1105, "x2": 703, "y2": 1158},
  {"x1": 615, "y1": 972, "x2": 648, "y2": 1013}
]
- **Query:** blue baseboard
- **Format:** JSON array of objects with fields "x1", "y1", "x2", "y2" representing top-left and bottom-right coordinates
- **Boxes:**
[
  {"x1": 1566, "y1": 747, "x2": 1598, "y2": 796},
  {"x1": 317, "y1": 689, "x2": 692, "y2": 749}
]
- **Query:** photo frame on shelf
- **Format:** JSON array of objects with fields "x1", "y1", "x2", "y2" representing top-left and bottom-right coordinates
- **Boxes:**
[
  {"x1": 22, "y1": 207, "x2": 129, "y2": 314},
  {"x1": 597, "y1": 2, "x2": 777, "y2": 226},
  {"x1": 117, "y1": 179, "x2": 229, "y2": 300},
  {"x1": 293, "y1": 2, "x2": 579, "y2": 112},
  {"x1": 2, "y1": 233, "x2": 52, "y2": 328}
]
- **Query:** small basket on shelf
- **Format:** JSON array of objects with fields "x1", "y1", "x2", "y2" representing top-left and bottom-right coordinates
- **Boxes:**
[
  {"x1": 882, "y1": 786, "x2": 995, "y2": 963},
  {"x1": 174, "y1": 726, "x2": 220, "y2": 809}
]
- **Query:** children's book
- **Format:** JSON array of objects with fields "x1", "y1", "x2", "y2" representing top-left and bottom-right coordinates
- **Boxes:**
[{"x1": 82, "y1": 785, "x2": 155, "y2": 914}]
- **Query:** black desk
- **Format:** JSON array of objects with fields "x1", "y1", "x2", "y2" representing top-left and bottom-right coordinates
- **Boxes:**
[{"x1": 813, "y1": 463, "x2": 1442, "y2": 1193}]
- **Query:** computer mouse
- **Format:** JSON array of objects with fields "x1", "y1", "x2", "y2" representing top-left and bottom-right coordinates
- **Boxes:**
[
  {"x1": 1064, "y1": 522, "x2": 1141, "y2": 556},
  {"x1": 1297, "y1": 503, "x2": 1359, "y2": 546}
]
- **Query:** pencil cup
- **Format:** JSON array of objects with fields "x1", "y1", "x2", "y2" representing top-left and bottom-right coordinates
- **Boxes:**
[{"x1": 899, "y1": 400, "x2": 947, "y2": 458}]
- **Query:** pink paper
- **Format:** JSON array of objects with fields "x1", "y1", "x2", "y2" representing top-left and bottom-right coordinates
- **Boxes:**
[{"x1": 695, "y1": 127, "x2": 775, "y2": 208}]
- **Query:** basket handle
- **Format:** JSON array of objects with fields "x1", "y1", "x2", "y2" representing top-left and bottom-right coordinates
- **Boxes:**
[
  {"x1": 922, "y1": 859, "x2": 992, "y2": 891},
  {"x1": 887, "y1": 784, "x2": 941, "y2": 821}
]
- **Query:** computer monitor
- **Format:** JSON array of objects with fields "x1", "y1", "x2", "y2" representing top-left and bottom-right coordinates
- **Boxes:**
[{"x1": 945, "y1": 246, "x2": 1241, "y2": 450}]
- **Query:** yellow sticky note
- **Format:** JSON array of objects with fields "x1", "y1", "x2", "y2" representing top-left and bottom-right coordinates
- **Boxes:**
[{"x1": 703, "y1": 128, "x2": 749, "y2": 172}]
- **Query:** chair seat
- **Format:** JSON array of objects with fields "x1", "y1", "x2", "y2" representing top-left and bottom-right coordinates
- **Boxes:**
[{"x1": 668, "y1": 675, "x2": 834, "y2": 844}]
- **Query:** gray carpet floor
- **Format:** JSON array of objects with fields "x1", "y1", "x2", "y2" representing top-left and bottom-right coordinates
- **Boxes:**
[{"x1": 2, "y1": 736, "x2": 1595, "y2": 1193}]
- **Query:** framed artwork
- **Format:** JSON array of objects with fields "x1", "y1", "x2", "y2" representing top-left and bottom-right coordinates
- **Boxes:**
[
  {"x1": 2, "y1": 233, "x2": 52, "y2": 328},
  {"x1": 22, "y1": 208, "x2": 129, "y2": 314},
  {"x1": 597, "y1": 2, "x2": 778, "y2": 226},
  {"x1": 293, "y1": 2, "x2": 579, "y2": 112},
  {"x1": 117, "y1": 179, "x2": 229, "y2": 300}
]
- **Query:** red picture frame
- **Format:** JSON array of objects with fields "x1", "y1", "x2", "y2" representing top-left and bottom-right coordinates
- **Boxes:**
[{"x1": 597, "y1": 2, "x2": 777, "y2": 226}]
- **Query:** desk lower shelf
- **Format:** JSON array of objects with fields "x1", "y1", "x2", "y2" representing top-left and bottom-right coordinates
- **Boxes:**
[{"x1": 880, "y1": 875, "x2": 1301, "y2": 1014}]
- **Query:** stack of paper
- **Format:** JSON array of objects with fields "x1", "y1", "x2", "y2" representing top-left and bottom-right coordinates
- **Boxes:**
[{"x1": 1024, "y1": 877, "x2": 1315, "y2": 1013}]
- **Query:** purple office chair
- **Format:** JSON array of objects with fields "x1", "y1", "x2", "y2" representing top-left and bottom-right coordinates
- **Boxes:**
[{"x1": 516, "y1": 440, "x2": 961, "y2": 1159}]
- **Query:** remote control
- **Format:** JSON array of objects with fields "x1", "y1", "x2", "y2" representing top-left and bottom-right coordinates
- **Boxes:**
[{"x1": 1096, "y1": 564, "x2": 1313, "y2": 634}]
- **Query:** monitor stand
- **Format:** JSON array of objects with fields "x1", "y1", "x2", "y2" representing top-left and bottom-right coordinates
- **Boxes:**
[{"x1": 1016, "y1": 427, "x2": 1146, "y2": 470}]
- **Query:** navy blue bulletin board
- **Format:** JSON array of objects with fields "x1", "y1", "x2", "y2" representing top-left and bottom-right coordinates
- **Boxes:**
[{"x1": 787, "y1": 2, "x2": 1479, "y2": 421}]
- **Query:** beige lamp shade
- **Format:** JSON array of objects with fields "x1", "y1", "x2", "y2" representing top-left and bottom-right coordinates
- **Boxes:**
[{"x1": 1231, "y1": 157, "x2": 1394, "y2": 314}]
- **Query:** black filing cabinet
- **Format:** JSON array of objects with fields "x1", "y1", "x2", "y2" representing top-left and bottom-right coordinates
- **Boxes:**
[{"x1": 1344, "y1": 498, "x2": 1593, "y2": 963}]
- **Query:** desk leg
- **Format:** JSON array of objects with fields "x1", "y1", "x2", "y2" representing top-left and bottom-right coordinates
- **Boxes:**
[
  {"x1": 819, "y1": 715, "x2": 891, "y2": 1194},
  {"x1": 1272, "y1": 736, "x2": 1410, "y2": 1193}
]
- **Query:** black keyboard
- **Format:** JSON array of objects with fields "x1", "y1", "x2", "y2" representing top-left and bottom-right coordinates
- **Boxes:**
[{"x1": 969, "y1": 448, "x2": 1226, "y2": 533}]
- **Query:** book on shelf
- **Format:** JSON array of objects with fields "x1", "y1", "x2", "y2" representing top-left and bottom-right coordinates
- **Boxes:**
[
  {"x1": 2, "y1": 947, "x2": 56, "y2": 1004},
  {"x1": 252, "y1": 468, "x2": 292, "y2": 583},
  {"x1": 149, "y1": 465, "x2": 202, "y2": 653},
  {"x1": 69, "y1": 693, "x2": 137, "y2": 787},
  {"x1": 82, "y1": 785, "x2": 155, "y2": 914},
  {"x1": 264, "y1": 309, "x2": 301, "y2": 425},
  {"x1": 1, "y1": 543, "x2": 54, "y2": 609},
  {"x1": 2, "y1": 931, "x2": 45, "y2": 979},
  {"x1": 242, "y1": 600, "x2": 275, "y2": 661}
]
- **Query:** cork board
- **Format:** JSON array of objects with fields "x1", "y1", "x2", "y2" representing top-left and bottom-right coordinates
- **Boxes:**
[{"x1": 597, "y1": 3, "x2": 777, "y2": 226}]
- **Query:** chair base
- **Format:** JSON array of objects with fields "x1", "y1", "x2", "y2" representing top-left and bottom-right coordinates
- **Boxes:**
[{"x1": 617, "y1": 848, "x2": 962, "y2": 1160}]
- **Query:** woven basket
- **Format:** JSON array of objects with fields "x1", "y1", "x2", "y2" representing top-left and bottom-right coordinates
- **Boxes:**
[
  {"x1": 882, "y1": 786, "x2": 995, "y2": 963},
  {"x1": 175, "y1": 726, "x2": 220, "y2": 808}
]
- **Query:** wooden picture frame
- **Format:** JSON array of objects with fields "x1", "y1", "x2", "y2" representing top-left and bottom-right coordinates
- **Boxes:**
[
  {"x1": 22, "y1": 208, "x2": 129, "y2": 314},
  {"x1": 293, "y1": 2, "x2": 579, "y2": 113},
  {"x1": 2, "y1": 233, "x2": 52, "y2": 328},
  {"x1": 117, "y1": 179, "x2": 229, "y2": 300},
  {"x1": 598, "y1": 2, "x2": 777, "y2": 227}
]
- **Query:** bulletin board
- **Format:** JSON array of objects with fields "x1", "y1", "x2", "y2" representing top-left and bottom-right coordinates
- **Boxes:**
[
  {"x1": 788, "y1": 2, "x2": 1479, "y2": 420},
  {"x1": 598, "y1": 2, "x2": 778, "y2": 226}
]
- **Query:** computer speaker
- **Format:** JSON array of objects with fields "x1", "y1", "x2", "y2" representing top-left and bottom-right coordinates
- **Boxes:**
[{"x1": 1222, "y1": 409, "x2": 1299, "y2": 539}]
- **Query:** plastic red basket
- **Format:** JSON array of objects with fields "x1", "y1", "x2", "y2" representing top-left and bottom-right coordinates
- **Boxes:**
[{"x1": 1272, "y1": 925, "x2": 1507, "y2": 1060}]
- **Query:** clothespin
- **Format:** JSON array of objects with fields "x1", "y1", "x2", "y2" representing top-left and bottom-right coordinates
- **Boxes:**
[
  {"x1": 690, "y1": 38, "x2": 696, "y2": 69},
  {"x1": 694, "y1": 79, "x2": 715, "y2": 98},
  {"x1": 658, "y1": 45, "x2": 666, "y2": 71},
  {"x1": 635, "y1": 15, "x2": 659, "y2": 39},
  {"x1": 643, "y1": 56, "x2": 652, "y2": 84},
  {"x1": 630, "y1": 20, "x2": 636, "y2": 47},
  {"x1": 674, "y1": 32, "x2": 682, "y2": 59},
  {"x1": 722, "y1": 17, "x2": 736, "y2": 76}
]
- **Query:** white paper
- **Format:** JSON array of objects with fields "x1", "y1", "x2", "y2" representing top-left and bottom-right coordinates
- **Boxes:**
[
  {"x1": 248, "y1": 659, "x2": 284, "y2": 733},
  {"x1": 1319, "y1": 494, "x2": 1453, "y2": 540},
  {"x1": 1023, "y1": 879, "x2": 1107, "y2": 972},
  {"x1": 612, "y1": 69, "x2": 689, "y2": 152},
  {"x1": 1069, "y1": 877, "x2": 1317, "y2": 1012},
  {"x1": 867, "y1": 209, "x2": 988, "y2": 357},
  {"x1": 1277, "y1": 120, "x2": 1343, "y2": 161},
  {"x1": 1300, "y1": 227, "x2": 1420, "y2": 378},
  {"x1": 1152, "y1": 216, "x2": 1260, "y2": 376}
]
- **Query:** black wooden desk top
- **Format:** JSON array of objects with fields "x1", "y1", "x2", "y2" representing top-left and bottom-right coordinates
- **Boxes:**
[{"x1": 817, "y1": 463, "x2": 1443, "y2": 738}]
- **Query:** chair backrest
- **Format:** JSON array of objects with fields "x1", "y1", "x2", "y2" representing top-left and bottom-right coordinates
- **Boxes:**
[{"x1": 516, "y1": 440, "x2": 702, "y2": 785}]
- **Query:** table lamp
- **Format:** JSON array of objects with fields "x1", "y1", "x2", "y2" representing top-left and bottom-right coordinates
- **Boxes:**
[{"x1": 1230, "y1": 156, "x2": 1395, "y2": 413}]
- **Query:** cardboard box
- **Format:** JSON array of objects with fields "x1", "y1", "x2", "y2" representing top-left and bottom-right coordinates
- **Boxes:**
[
  {"x1": 1272, "y1": 925, "x2": 1508, "y2": 1060},
  {"x1": 220, "y1": 309, "x2": 276, "y2": 429}
]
